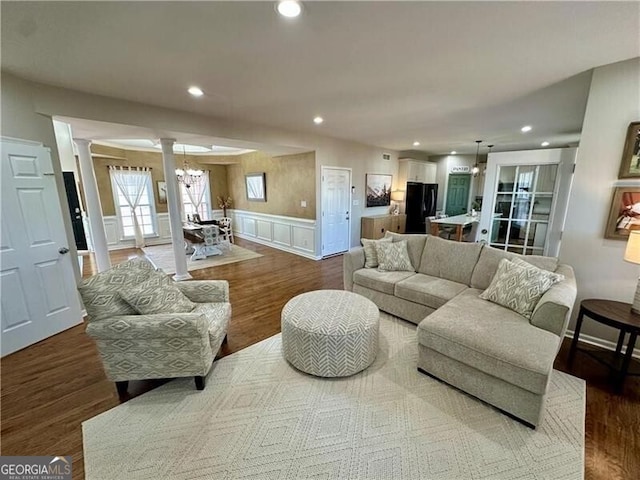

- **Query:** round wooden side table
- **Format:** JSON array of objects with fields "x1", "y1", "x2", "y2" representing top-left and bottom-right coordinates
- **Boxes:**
[{"x1": 568, "y1": 299, "x2": 640, "y2": 392}]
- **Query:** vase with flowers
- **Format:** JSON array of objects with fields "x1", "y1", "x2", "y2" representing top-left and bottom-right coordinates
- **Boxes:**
[{"x1": 217, "y1": 196, "x2": 232, "y2": 217}]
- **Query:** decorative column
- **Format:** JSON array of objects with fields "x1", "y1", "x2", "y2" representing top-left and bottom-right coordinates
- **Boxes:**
[
  {"x1": 160, "y1": 138, "x2": 191, "y2": 281},
  {"x1": 74, "y1": 139, "x2": 111, "y2": 272}
]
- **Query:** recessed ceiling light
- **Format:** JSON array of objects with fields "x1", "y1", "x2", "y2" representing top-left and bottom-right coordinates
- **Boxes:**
[
  {"x1": 541, "y1": 141, "x2": 550, "y2": 147},
  {"x1": 313, "y1": 116, "x2": 324, "y2": 125},
  {"x1": 188, "y1": 86, "x2": 204, "y2": 97},
  {"x1": 413, "y1": 141, "x2": 420, "y2": 147},
  {"x1": 450, "y1": 151, "x2": 457, "y2": 155},
  {"x1": 521, "y1": 125, "x2": 532, "y2": 133},
  {"x1": 277, "y1": 0, "x2": 301, "y2": 18}
]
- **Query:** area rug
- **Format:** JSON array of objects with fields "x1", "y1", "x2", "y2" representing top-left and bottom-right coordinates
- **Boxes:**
[
  {"x1": 141, "y1": 243, "x2": 262, "y2": 274},
  {"x1": 82, "y1": 313, "x2": 585, "y2": 479}
]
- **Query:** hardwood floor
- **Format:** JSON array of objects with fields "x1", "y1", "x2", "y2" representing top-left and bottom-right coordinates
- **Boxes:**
[{"x1": 1, "y1": 238, "x2": 638, "y2": 479}]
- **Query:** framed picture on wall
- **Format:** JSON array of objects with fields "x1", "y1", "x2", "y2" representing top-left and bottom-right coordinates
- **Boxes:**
[
  {"x1": 618, "y1": 121, "x2": 640, "y2": 178},
  {"x1": 605, "y1": 186, "x2": 640, "y2": 240},
  {"x1": 157, "y1": 181, "x2": 167, "y2": 204},
  {"x1": 245, "y1": 172, "x2": 266, "y2": 202},
  {"x1": 365, "y1": 173, "x2": 392, "y2": 208}
]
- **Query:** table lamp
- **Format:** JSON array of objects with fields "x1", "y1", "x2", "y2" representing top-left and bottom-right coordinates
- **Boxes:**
[
  {"x1": 624, "y1": 230, "x2": 640, "y2": 314},
  {"x1": 390, "y1": 190, "x2": 405, "y2": 215}
]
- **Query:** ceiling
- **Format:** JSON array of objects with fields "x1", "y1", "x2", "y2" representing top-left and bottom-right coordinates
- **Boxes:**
[{"x1": 2, "y1": 2, "x2": 639, "y2": 155}]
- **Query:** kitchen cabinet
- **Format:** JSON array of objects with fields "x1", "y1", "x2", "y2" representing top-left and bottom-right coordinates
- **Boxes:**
[
  {"x1": 361, "y1": 214, "x2": 406, "y2": 239},
  {"x1": 398, "y1": 159, "x2": 437, "y2": 186}
]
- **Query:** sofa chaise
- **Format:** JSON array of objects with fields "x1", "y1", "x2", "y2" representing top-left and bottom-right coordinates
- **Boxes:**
[{"x1": 343, "y1": 233, "x2": 577, "y2": 427}]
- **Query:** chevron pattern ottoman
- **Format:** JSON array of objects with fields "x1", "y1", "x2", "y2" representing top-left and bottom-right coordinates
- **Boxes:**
[{"x1": 281, "y1": 290, "x2": 379, "y2": 377}]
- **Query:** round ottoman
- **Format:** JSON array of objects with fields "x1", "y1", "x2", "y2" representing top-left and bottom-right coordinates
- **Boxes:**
[{"x1": 281, "y1": 290, "x2": 379, "y2": 377}]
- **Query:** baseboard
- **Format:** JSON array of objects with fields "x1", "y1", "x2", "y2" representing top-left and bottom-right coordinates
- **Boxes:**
[
  {"x1": 565, "y1": 329, "x2": 640, "y2": 360},
  {"x1": 235, "y1": 233, "x2": 321, "y2": 260}
]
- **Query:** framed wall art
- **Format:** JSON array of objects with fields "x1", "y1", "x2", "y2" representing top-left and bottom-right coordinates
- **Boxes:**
[
  {"x1": 365, "y1": 173, "x2": 392, "y2": 208},
  {"x1": 605, "y1": 186, "x2": 640, "y2": 240},
  {"x1": 245, "y1": 172, "x2": 266, "y2": 202},
  {"x1": 618, "y1": 121, "x2": 640, "y2": 178}
]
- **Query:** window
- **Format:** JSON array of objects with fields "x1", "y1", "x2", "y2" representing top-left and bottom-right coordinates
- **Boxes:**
[
  {"x1": 110, "y1": 168, "x2": 157, "y2": 238},
  {"x1": 180, "y1": 173, "x2": 211, "y2": 220}
]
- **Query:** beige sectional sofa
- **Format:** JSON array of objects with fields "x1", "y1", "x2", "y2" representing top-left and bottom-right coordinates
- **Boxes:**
[{"x1": 343, "y1": 232, "x2": 577, "y2": 428}]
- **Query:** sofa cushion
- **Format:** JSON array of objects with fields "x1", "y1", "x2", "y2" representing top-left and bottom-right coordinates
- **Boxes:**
[
  {"x1": 479, "y1": 258, "x2": 564, "y2": 319},
  {"x1": 361, "y1": 237, "x2": 392, "y2": 268},
  {"x1": 119, "y1": 275, "x2": 197, "y2": 315},
  {"x1": 353, "y1": 269, "x2": 416, "y2": 295},
  {"x1": 395, "y1": 274, "x2": 468, "y2": 309},
  {"x1": 377, "y1": 240, "x2": 414, "y2": 272},
  {"x1": 417, "y1": 235, "x2": 483, "y2": 285},
  {"x1": 417, "y1": 289, "x2": 560, "y2": 395},
  {"x1": 470, "y1": 245, "x2": 559, "y2": 290},
  {"x1": 78, "y1": 258, "x2": 163, "y2": 322},
  {"x1": 384, "y1": 232, "x2": 428, "y2": 271}
]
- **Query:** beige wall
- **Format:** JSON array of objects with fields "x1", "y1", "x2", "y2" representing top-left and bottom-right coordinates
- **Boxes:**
[
  {"x1": 559, "y1": 57, "x2": 640, "y2": 347},
  {"x1": 88, "y1": 144, "x2": 229, "y2": 216},
  {"x1": 227, "y1": 151, "x2": 316, "y2": 220},
  {"x1": 0, "y1": 74, "x2": 81, "y2": 281},
  {"x1": 2, "y1": 73, "x2": 398, "y2": 249}
]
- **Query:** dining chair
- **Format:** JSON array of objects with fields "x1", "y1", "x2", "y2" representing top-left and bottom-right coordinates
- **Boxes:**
[{"x1": 218, "y1": 217, "x2": 234, "y2": 244}]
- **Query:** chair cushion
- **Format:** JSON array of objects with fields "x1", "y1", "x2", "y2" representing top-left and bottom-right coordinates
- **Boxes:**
[
  {"x1": 353, "y1": 269, "x2": 416, "y2": 295},
  {"x1": 417, "y1": 235, "x2": 483, "y2": 285},
  {"x1": 395, "y1": 274, "x2": 468, "y2": 309},
  {"x1": 479, "y1": 258, "x2": 564, "y2": 319},
  {"x1": 78, "y1": 258, "x2": 162, "y2": 322},
  {"x1": 376, "y1": 240, "x2": 414, "y2": 272},
  {"x1": 384, "y1": 232, "x2": 428, "y2": 271},
  {"x1": 119, "y1": 275, "x2": 197, "y2": 315},
  {"x1": 417, "y1": 289, "x2": 560, "y2": 394},
  {"x1": 470, "y1": 245, "x2": 559, "y2": 290},
  {"x1": 361, "y1": 236, "x2": 392, "y2": 268}
]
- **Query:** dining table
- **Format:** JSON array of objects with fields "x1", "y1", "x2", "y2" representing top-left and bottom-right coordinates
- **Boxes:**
[
  {"x1": 429, "y1": 214, "x2": 479, "y2": 242},
  {"x1": 182, "y1": 223, "x2": 223, "y2": 259}
]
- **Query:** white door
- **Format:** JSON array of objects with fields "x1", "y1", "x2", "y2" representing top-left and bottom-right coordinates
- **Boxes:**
[
  {"x1": 478, "y1": 148, "x2": 577, "y2": 257},
  {"x1": 1, "y1": 139, "x2": 83, "y2": 357},
  {"x1": 321, "y1": 167, "x2": 351, "y2": 256}
]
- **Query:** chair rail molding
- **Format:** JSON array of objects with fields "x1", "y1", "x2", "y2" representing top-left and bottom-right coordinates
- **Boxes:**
[{"x1": 230, "y1": 209, "x2": 319, "y2": 260}]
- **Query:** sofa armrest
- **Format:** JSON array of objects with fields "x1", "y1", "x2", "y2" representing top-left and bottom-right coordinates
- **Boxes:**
[
  {"x1": 530, "y1": 264, "x2": 577, "y2": 338},
  {"x1": 175, "y1": 280, "x2": 229, "y2": 303},
  {"x1": 343, "y1": 247, "x2": 366, "y2": 291},
  {"x1": 86, "y1": 313, "x2": 209, "y2": 340}
]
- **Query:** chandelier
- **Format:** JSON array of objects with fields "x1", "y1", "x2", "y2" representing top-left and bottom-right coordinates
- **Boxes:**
[
  {"x1": 472, "y1": 140, "x2": 482, "y2": 177},
  {"x1": 175, "y1": 147, "x2": 203, "y2": 188}
]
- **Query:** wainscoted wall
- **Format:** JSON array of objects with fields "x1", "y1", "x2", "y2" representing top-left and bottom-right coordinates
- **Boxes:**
[
  {"x1": 231, "y1": 209, "x2": 317, "y2": 259},
  {"x1": 103, "y1": 213, "x2": 173, "y2": 250}
]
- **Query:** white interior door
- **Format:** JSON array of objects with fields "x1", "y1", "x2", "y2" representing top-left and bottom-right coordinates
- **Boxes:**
[
  {"x1": 321, "y1": 167, "x2": 351, "y2": 256},
  {"x1": 478, "y1": 148, "x2": 577, "y2": 257},
  {"x1": 1, "y1": 139, "x2": 83, "y2": 357}
]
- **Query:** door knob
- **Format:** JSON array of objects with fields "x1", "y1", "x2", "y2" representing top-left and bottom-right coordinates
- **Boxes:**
[{"x1": 59, "y1": 247, "x2": 70, "y2": 254}]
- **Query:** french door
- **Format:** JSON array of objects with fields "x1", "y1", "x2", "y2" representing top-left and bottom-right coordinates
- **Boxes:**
[
  {"x1": 321, "y1": 166, "x2": 351, "y2": 257},
  {"x1": 478, "y1": 148, "x2": 577, "y2": 257}
]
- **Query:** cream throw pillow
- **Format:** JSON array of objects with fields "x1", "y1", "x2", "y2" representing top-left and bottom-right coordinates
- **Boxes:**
[
  {"x1": 119, "y1": 275, "x2": 196, "y2": 315},
  {"x1": 376, "y1": 240, "x2": 414, "y2": 272},
  {"x1": 479, "y1": 258, "x2": 564, "y2": 319},
  {"x1": 361, "y1": 236, "x2": 392, "y2": 268}
]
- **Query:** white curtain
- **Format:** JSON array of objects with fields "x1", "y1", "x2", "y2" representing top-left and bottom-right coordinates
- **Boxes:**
[
  {"x1": 183, "y1": 175, "x2": 208, "y2": 219},
  {"x1": 109, "y1": 166, "x2": 150, "y2": 248}
]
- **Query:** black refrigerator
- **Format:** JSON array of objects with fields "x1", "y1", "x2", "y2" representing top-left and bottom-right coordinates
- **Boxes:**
[{"x1": 405, "y1": 181, "x2": 438, "y2": 233}]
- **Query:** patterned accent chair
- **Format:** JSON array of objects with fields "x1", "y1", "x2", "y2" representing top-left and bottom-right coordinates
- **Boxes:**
[{"x1": 79, "y1": 257, "x2": 231, "y2": 396}]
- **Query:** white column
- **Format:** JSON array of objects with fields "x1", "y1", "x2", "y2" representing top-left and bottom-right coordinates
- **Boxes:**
[
  {"x1": 74, "y1": 139, "x2": 111, "y2": 272},
  {"x1": 160, "y1": 138, "x2": 191, "y2": 281}
]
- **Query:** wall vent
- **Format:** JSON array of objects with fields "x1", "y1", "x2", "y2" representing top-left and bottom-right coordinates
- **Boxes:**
[{"x1": 382, "y1": 153, "x2": 391, "y2": 161}]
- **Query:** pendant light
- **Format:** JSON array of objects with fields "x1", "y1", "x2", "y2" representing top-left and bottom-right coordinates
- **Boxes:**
[
  {"x1": 472, "y1": 140, "x2": 482, "y2": 177},
  {"x1": 175, "y1": 146, "x2": 203, "y2": 189}
]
